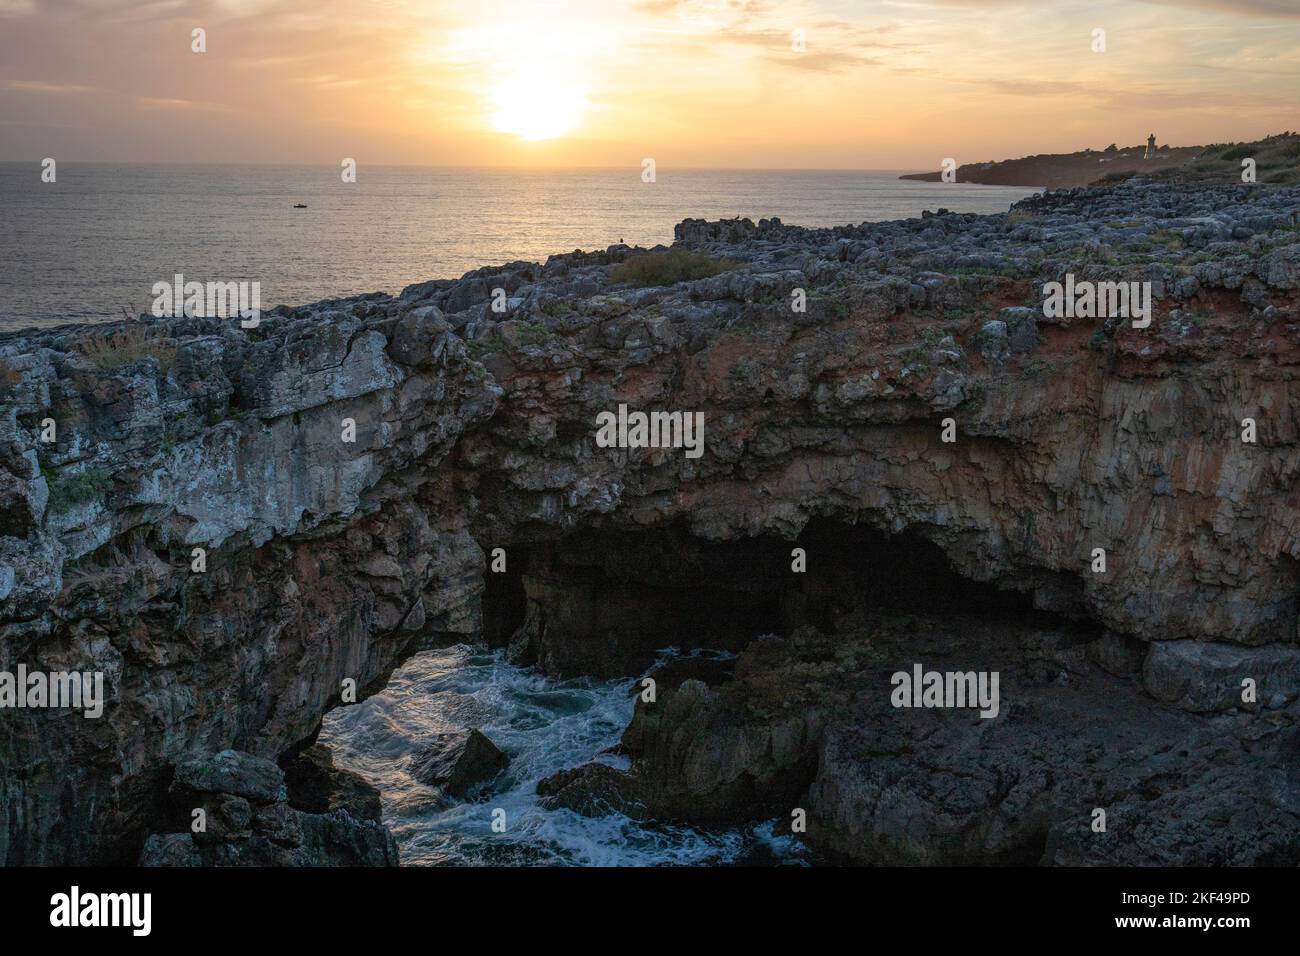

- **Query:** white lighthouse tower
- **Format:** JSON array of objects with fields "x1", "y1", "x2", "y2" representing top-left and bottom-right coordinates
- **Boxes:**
[{"x1": 1144, "y1": 133, "x2": 1156, "y2": 160}]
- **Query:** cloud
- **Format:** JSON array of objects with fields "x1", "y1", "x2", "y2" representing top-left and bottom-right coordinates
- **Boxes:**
[
  {"x1": 974, "y1": 79, "x2": 1097, "y2": 98},
  {"x1": 136, "y1": 95, "x2": 232, "y2": 111},
  {"x1": 880, "y1": 0, "x2": 1031, "y2": 8},
  {"x1": 1138, "y1": 0, "x2": 1300, "y2": 19},
  {"x1": 768, "y1": 50, "x2": 883, "y2": 73},
  {"x1": 0, "y1": 79, "x2": 101, "y2": 94}
]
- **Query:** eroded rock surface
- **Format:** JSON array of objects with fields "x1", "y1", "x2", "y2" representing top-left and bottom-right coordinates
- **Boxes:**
[
  {"x1": 546, "y1": 615, "x2": 1300, "y2": 864},
  {"x1": 409, "y1": 728, "x2": 509, "y2": 797},
  {"x1": 139, "y1": 746, "x2": 398, "y2": 866},
  {"x1": 3, "y1": 179, "x2": 1300, "y2": 863}
]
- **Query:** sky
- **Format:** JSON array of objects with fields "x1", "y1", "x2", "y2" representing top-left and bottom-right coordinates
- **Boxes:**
[{"x1": 0, "y1": 0, "x2": 1297, "y2": 169}]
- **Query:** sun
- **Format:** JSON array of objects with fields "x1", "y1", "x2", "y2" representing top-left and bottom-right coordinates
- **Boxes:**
[{"x1": 489, "y1": 65, "x2": 588, "y2": 141}]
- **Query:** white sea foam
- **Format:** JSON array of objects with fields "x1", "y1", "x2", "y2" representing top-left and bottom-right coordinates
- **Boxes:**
[{"x1": 319, "y1": 644, "x2": 808, "y2": 866}]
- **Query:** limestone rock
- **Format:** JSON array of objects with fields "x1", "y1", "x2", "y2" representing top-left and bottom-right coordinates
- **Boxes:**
[
  {"x1": 173, "y1": 750, "x2": 284, "y2": 804},
  {"x1": 5, "y1": 177, "x2": 1300, "y2": 865},
  {"x1": 409, "y1": 729, "x2": 509, "y2": 796}
]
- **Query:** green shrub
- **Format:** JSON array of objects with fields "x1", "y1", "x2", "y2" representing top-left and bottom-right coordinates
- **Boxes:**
[
  {"x1": 46, "y1": 466, "x2": 113, "y2": 513},
  {"x1": 1148, "y1": 229, "x2": 1184, "y2": 250},
  {"x1": 512, "y1": 320, "x2": 550, "y2": 346},
  {"x1": 610, "y1": 250, "x2": 739, "y2": 288}
]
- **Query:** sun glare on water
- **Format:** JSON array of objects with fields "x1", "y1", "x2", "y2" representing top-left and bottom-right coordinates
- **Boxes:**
[{"x1": 490, "y1": 65, "x2": 588, "y2": 141}]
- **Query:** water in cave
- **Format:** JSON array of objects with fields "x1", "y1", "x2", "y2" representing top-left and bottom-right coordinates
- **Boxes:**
[
  {"x1": 319, "y1": 644, "x2": 809, "y2": 865},
  {"x1": 320, "y1": 519, "x2": 1073, "y2": 865}
]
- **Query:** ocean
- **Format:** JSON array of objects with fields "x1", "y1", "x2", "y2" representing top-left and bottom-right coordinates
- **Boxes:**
[
  {"x1": 6, "y1": 164, "x2": 1040, "y2": 865},
  {"x1": 0, "y1": 163, "x2": 1040, "y2": 329},
  {"x1": 318, "y1": 644, "x2": 809, "y2": 867}
]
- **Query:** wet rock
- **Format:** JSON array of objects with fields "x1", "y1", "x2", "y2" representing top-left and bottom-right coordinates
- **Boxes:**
[
  {"x1": 6, "y1": 177, "x2": 1300, "y2": 865},
  {"x1": 409, "y1": 729, "x2": 509, "y2": 796},
  {"x1": 282, "y1": 744, "x2": 383, "y2": 822},
  {"x1": 621, "y1": 662, "x2": 824, "y2": 823},
  {"x1": 637, "y1": 653, "x2": 737, "y2": 694},
  {"x1": 588, "y1": 614, "x2": 1300, "y2": 865},
  {"x1": 537, "y1": 763, "x2": 644, "y2": 819}
]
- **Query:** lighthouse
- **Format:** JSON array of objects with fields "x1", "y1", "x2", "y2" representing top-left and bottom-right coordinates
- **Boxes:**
[{"x1": 1145, "y1": 133, "x2": 1156, "y2": 160}]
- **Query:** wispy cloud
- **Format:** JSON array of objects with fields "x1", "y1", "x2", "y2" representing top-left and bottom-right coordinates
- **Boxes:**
[
  {"x1": 136, "y1": 95, "x2": 233, "y2": 111},
  {"x1": 1138, "y1": 0, "x2": 1300, "y2": 20},
  {"x1": 0, "y1": 79, "x2": 101, "y2": 94},
  {"x1": 0, "y1": 0, "x2": 1296, "y2": 167}
]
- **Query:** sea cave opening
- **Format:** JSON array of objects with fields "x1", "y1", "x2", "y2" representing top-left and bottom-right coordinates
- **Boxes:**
[{"x1": 477, "y1": 518, "x2": 1086, "y2": 679}]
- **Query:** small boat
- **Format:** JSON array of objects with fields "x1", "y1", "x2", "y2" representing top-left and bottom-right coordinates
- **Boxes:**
[{"x1": 293, "y1": 203, "x2": 307, "y2": 208}]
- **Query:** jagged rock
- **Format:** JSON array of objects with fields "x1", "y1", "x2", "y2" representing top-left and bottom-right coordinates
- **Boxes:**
[
  {"x1": 139, "y1": 808, "x2": 398, "y2": 867},
  {"x1": 173, "y1": 750, "x2": 285, "y2": 804},
  {"x1": 1143, "y1": 640, "x2": 1300, "y2": 712},
  {"x1": 589, "y1": 613, "x2": 1300, "y2": 864},
  {"x1": 252, "y1": 802, "x2": 304, "y2": 848},
  {"x1": 389, "y1": 306, "x2": 452, "y2": 369},
  {"x1": 191, "y1": 794, "x2": 253, "y2": 847},
  {"x1": 618, "y1": 636, "x2": 826, "y2": 823},
  {"x1": 139, "y1": 746, "x2": 397, "y2": 866},
  {"x1": 409, "y1": 729, "x2": 509, "y2": 796},
  {"x1": 4, "y1": 178, "x2": 1300, "y2": 865},
  {"x1": 282, "y1": 744, "x2": 383, "y2": 822},
  {"x1": 536, "y1": 763, "x2": 644, "y2": 819}
]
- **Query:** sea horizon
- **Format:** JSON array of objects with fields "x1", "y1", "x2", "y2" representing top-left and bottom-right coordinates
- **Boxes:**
[
  {"x1": 0, "y1": 159, "x2": 945, "y2": 174},
  {"x1": 0, "y1": 163, "x2": 1041, "y2": 328}
]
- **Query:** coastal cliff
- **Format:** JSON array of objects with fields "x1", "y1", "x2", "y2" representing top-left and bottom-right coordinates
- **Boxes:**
[
  {"x1": 4, "y1": 177, "x2": 1300, "y2": 865},
  {"x1": 900, "y1": 132, "x2": 1300, "y2": 189}
]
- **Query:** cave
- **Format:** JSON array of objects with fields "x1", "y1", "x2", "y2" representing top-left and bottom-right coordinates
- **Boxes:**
[
  {"x1": 478, "y1": 518, "x2": 1085, "y2": 678},
  {"x1": 308, "y1": 515, "x2": 1131, "y2": 867}
]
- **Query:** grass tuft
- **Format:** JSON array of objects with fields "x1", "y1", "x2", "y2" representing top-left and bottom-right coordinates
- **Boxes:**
[
  {"x1": 610, "y1": 250, "x2": 739, "y2": 288},
  {"x1": 45, "y1": 465, "x2": 114, "y2": 514},
  {"x1": 76, "y1": 325, "x2": 177, "y2": 373}
]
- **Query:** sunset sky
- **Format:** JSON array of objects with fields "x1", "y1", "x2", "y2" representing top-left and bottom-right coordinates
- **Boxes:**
[{"x1": 1, "y1": 0, "x2": 1297, "y2": 169}]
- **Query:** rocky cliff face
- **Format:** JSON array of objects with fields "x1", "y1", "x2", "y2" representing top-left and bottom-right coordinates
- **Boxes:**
[{"x1": 3, "y1": 178, "x2": 1300, "y2": 864}]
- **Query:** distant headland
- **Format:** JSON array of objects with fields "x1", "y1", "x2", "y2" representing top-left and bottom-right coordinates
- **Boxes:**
[{"x1": 901, "y1": 131, "x2": 1300, "y2": 189}]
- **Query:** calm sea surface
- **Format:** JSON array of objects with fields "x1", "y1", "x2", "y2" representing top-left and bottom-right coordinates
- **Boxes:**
[{"x1": 0, "y1": 163, "x2": 1039, "y2": 329}]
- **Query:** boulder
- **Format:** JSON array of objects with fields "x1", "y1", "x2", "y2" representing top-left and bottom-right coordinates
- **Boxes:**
[
  {"x1": 1143, "y1": 640, "x2": 1300, "y2": 712},
  {"x1": 172, "y1": 750, "x2": 284, "y2": 804},
  {"x1": 537, "y1": 763, "x2": 643, "y2": 819},
  {"x1": 409, "y1": 729, "x2": 509, "y2": 796},
  {"x1": 282, "y1": 744, "x2": 383, "y2": 822}
]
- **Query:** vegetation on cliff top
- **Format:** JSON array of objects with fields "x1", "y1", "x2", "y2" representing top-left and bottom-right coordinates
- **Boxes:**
[
  {"x1": 75, "y1": 325, "x2": 177, "y2": 373},
  {"x1": 611, "y1": 250, "x2": 739, "y2": 288}
]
